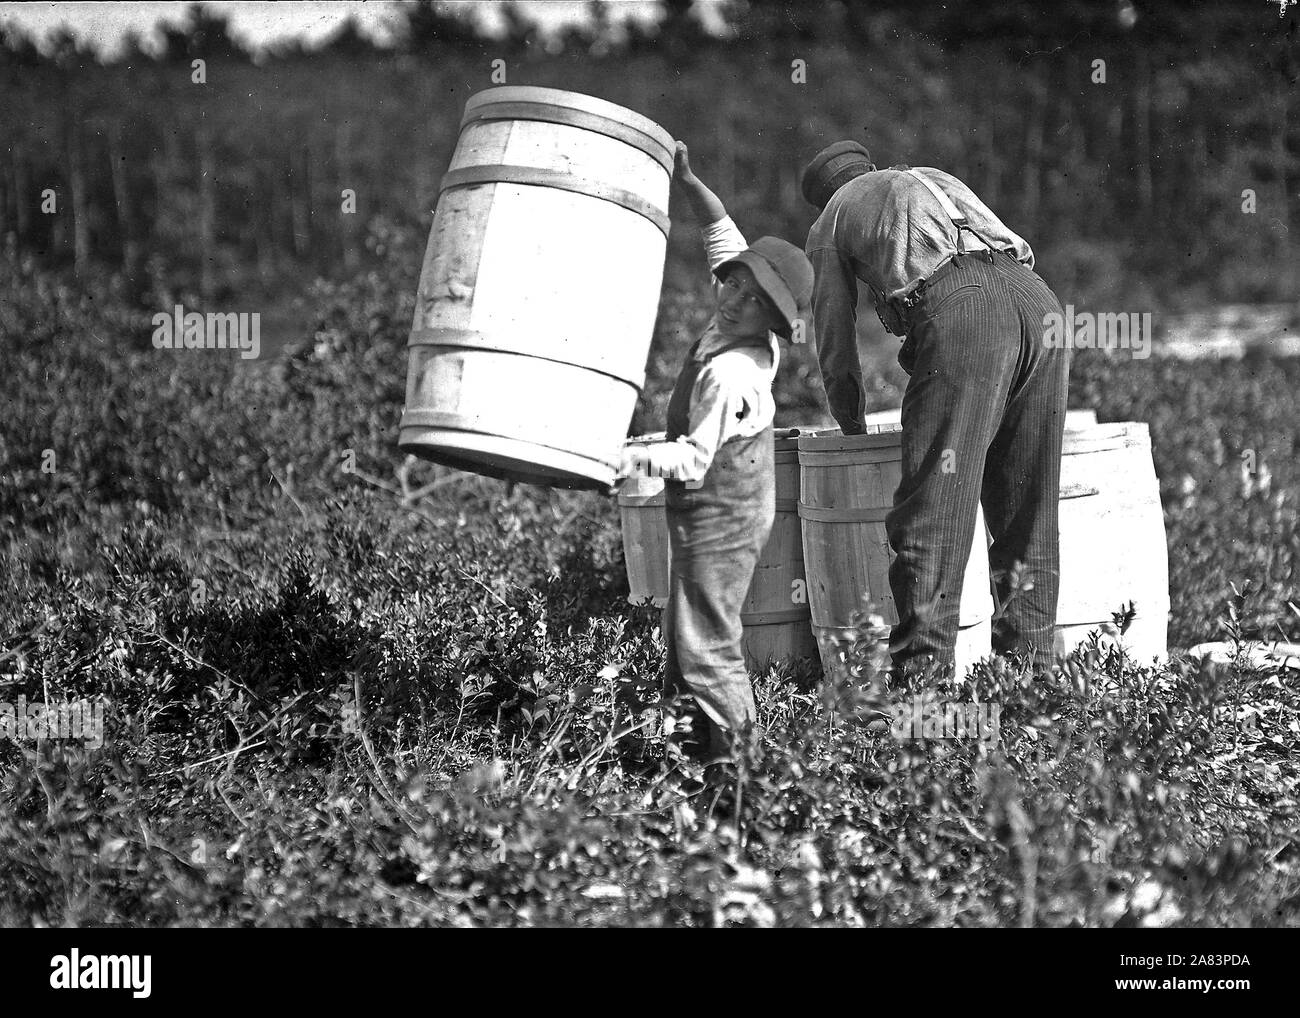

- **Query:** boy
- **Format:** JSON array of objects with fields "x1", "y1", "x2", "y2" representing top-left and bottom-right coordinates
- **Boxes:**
[{"x1": 618, "y1": 142, "x2": 814, "y2": 760}]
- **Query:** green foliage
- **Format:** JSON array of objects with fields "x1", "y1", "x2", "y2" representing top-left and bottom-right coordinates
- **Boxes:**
[{"x1": 2, "y1": 218, "x2": 1299, "y2": 926}]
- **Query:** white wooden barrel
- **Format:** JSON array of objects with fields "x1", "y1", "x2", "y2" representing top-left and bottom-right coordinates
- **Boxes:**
[
  {"x1": 798, "y1": 424, "x2": 993, "y2": 677},
  {"x1": 399, "y1": 87, "x2": 674, "y2": 489},
  {"x1": 1055, "y1": 422, "x2": 1169, "y2": 661},
  {"x1": 619, "y1": 479, "x2": 670, "y2": 608},
  {"x1": 616, "y1": 429, "x2": 820, "y2": 668}
]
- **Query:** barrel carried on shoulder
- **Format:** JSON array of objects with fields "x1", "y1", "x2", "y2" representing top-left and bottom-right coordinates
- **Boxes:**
[{"x1": 399, "y1": 87, "x2": 675, "y2": 490}]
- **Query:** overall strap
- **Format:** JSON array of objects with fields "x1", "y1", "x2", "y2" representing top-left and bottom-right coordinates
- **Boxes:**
[
  {"x1": 668, "y1": 335, "x2": 769, "y2": 440},
  {"x1": 704, "y1": 336, "x2": 771, "y2": 362},
  {"x1": 906, "y1": 167, "x2": 991, "y2": 255}
]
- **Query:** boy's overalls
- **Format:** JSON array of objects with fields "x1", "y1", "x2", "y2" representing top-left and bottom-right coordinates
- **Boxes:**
[{"x1": 661, "y1": 337, "x2": 775, "y2": 757}]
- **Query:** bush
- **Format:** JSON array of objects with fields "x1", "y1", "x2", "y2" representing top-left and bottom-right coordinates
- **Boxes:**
[{"x1": 2, "y1": 225, "x2": 1298, "y2": 926}]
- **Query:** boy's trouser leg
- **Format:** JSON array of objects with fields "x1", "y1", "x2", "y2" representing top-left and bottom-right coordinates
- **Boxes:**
[
  {"x1": 886, "y1": 254, "x2": 1023, "y2": 672},
  {"x1": 980, "y1": 260, "x2": 1070, "y2": 672},
  {"x1": 663, "y1": 505, "x2": 768, "y2": 755}
]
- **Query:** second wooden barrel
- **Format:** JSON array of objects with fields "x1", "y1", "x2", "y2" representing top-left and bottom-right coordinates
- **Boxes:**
[
  {"x1": 1055, "y1": 422, "x2": 1169, "y2": 661},
  {"x1": 399, "y1": 87, "x2": 675, "y2": 489},
  {"x1": 740, "y1": 430, "x2": 820, "y2": 669},
  {"x1": 618, "y1": 454, "x2": 670, "y2": 608},
  {"x1": 798, "y1": 424, "x2": 993, "y2": 677}
]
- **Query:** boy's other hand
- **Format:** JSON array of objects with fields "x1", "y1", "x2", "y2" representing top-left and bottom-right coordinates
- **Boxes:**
[
  {"x1": 617, "y1": 443, "x2": 644, "y2": 481},
  {"x1": 608, "y1": 445, "x2": 641, "y2": 497}
]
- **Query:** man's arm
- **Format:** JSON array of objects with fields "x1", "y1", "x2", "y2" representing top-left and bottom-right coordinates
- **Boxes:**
[{"x1": 808, "y1": 245, "x2": 867, "y2": 435}]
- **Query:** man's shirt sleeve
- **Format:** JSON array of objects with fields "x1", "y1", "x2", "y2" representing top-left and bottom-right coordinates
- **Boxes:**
[{"x1": 808, "y1": 243, "x2": 867, "y2": 435}]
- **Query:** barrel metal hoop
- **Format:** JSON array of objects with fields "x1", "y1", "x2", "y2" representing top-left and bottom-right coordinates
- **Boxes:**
[
  {"x1": 1063, "y1": 438, "x2": 1152, "y2": 455},
  {"x1": 1056, "y1": 600, "x2": 1172, "y2": 627},
  {"x1": 461, "y1": 87, "x2": 675, "y2": 166},
  {"x1": 1059, "y1": 482, "x2": 1102, "y2": 499},
  {"x1": 741, "y1": 608, "x2": 812, "y2": 626},
  {"x1": 439, "y1": 165, "x2": 670, "y2": 236},
  {"x1": 798, "y1": 504, "x2": 891, "y2": 523},
  {"x1": 397, "y1": 410, "x2": 619, "y2": 468},
  {"x1": 407, "y1": 327, "x2": 647, "y2": 389},
  {"x1": 460, "y1": 100, "x2": 675, "y2": 173},
  {"x1": 774, "y1": 498, "x2": 800, "y2": 513},
  {"x1": 798, "y1": 431, "x2": 902, "y2": 454}
]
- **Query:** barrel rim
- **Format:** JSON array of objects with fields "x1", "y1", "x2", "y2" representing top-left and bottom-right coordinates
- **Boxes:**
[
  {"x1": 798, "y1": 419, "x2": 1151, "y2": 455},
  {"x1": 798, "y1": 426, "x2": 903, "y2": 453},
  {"x1": 461, "y1": 86, "x2": 675, "y2": 170},
  {"x1": 1062, "y1": 421, "x2": 1152, "y2": 454},
  {"x1": 397, "y1": 426, "x2": 615, "y2": 490}
]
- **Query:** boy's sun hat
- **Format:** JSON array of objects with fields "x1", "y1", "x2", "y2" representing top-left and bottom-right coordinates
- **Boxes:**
[
  {"x1": 712, "y1": 236, "x2": 814, "y2": 340},
  {"x1": 800, "y1": 140, "x2": 875, "y2": 209}
]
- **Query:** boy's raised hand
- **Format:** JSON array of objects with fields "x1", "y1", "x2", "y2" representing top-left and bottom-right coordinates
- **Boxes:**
[
  {"x1": 674, "y1": 141, "x2": 695, "y2": 182},
  {"x1": 672, "y1": 140, "x2": 726, "y2": 224}
]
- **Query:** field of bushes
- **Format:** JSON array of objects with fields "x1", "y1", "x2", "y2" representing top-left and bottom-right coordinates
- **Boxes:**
[{"x1": 2, "y1": 212, "x2": 1298, "y2": 927}]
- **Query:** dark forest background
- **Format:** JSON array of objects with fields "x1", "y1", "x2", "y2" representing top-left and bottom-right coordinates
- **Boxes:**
[{"x1": 1, "y1": 0, "x2": 1296, "y2": 318}]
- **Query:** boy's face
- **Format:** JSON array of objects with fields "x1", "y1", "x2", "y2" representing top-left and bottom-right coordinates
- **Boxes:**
[{"x1": 716, "y1": 265, "x2": 781, "y2": 341}]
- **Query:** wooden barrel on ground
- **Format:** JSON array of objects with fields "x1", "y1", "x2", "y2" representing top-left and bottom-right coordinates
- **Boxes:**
[
  {"x1": 617, "y1": 429, "x2": 820, "y2": 669},
  {"x1": 740, "y1": 429, "x2": 820, "y2": 669},
  {"x1": 618, "y1": 434, "x2": 671, "y2": 608},
  {"x1": 798, "y1": 424, "x2": 993, "y2": 677},
  {"x1": 399, "y1": 86, "x2": 674, "y2": 489},
  {"x1": 1055, "y1": 422, "x2": 1169, "y2": 661},
  {"x1": 618, "y1": 475, "x2": 671, "y2": 608}
]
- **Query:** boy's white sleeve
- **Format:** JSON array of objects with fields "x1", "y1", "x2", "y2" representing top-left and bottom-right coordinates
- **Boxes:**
[
  {"x1": 702, "y1": 216, "x2": 748, "y2": 276},
  {"x1": 621, "y1": 363, "x2": 750, "y2": 484}
]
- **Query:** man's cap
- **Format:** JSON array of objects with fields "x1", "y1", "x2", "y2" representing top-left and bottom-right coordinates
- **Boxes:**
[
  {"x1": 712, "y1": 236, "x2": 814, "y2": 340},
  {"x1": 801, "y1": 140, "x2": 875, "y2": 209}
]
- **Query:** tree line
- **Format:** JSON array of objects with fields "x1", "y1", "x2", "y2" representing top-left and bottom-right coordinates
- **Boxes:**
[{"x1": 0, "y1": 1, "x2": 1295, "y2": 307}]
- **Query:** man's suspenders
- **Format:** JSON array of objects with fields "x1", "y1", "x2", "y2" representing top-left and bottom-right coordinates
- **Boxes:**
[{"x1": 905, "y1": 167, "x2": 992, "y2": 255}]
